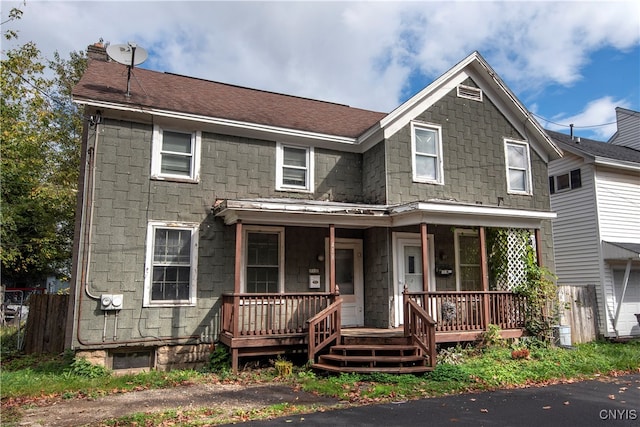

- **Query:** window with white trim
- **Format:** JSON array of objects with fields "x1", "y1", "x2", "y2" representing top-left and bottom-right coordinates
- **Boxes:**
[
  {"x1": 243, "y1": 226, "x2": 284, "y2": 293},
  {"x1": 411, "y1": 123, "x2": 444, "y2": 184},
  {"x1": 504, "y1": 139, "x2": 532, "y2": 194},
  {"x1": 549, "y1": 168, "x2": 581, "y2": 194},
  {"x1": 151, "y1": 125, "x2": 201, "y2": 182},
  {"x1": 144, "y1": 222, "x2": 198, "y2": 306},
  {"x1": 276, "y1": 143, "x2": 314, "y2": 192}
]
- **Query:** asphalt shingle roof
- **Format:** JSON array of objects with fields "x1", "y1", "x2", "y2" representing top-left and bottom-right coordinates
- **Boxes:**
[
  {"x1": 72, "y1": 60, "x2": 387, "y2": 139},
  {"x1": 546, "y1": 129, "x2": 640, "y2": 164}
]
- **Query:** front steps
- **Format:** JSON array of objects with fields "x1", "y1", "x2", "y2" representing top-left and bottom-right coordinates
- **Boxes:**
[{"x1": 312, "y1": 333, "x2": 434, "y2": 374}]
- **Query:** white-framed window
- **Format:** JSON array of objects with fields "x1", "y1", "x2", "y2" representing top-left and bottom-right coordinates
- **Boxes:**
[
  {"x1": 504, "y1": 139, "x2": 532, "y2": 194},
  {"x1": 143, "y1": 221, "x2": 199, "y2": 307},
  {"x1": 276, "y1": 143, "x2": 314, "y2": 192},
  {"x1": 151, "y1": 125, "x2": 201, "y2": 182},
  {"x1": 454, "y1": 229, "x2": 482, "y2": 291},
  {"x1": 242, "y1": 226, "x2": 285, "y2": 293},
  {"x1": 411, "y1": 122, "x2": 444, "y2": 184},
  {"x1": 549, "y1": 168, "x2": 581, "y2": 194}
]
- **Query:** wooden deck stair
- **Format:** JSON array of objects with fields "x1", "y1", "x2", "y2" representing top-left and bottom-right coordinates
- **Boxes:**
[{"x1": 312, "y1": 332, "x2": 434, "y2": 374}]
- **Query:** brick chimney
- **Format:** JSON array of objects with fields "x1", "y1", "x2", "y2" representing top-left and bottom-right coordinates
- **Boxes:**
[{"x1": 87, "y1": 39, "x2": 109, "y2": 61}]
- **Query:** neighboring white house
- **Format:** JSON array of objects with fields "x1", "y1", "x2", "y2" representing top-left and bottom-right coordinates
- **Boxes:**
[{"x1": 547, "y1": 107, "x2": 640, "y2": 339}]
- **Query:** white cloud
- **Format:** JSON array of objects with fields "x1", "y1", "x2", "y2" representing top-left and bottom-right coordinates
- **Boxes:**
[
  {"x1": 3, "y1": 0, "x2": 639, "y2": 116},
  {"x1": 543, "y1": 96, "x2": 630, "y2": 140}
]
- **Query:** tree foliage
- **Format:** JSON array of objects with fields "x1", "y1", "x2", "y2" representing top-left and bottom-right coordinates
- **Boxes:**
[{"x1": 1, "y1": 10, "x2": 86, "y2": 285}]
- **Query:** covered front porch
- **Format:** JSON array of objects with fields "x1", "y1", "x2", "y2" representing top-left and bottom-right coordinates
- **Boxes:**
[
  {"x1": 214, "y1": 198, "x2": 552, "y2": 373},
  {"x1": 219, "y1": 289, "x2": 527, "y2": 373}
]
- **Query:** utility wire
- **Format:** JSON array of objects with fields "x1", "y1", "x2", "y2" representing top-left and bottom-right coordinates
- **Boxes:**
[{"x1": 531, "y1": 112, "x2": 618, "y2": 129}]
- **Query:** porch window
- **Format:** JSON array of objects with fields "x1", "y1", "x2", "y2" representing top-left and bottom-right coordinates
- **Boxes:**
[
  {"x1": 244, "y1": 227, "x2": 284, "y2": 293},
  {"x1": 143, "y1": 222, "x2": 198, "y2": 306},
  {"x1": 411, "y1": 122, "x2": 444, "y2": 184},
  {"x1": 276, "y1": 143, "x2": 314, "y2": 192},
  {"x1": 151, "y1": 125, "x2": 201, "y2": 182},
  {"x1": 454, "y1": 229, "x2": 482, "y2": 291},
  {"x1": 504, "y1": 139, "x2": 532, "y2": 194}
]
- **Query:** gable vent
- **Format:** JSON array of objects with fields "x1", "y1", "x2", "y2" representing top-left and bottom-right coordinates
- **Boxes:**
[{"x1": 457, "y1": 84, "x2": 483, "y2": 102}]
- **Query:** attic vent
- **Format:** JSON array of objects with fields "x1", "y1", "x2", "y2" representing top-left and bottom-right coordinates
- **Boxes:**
[{"x1": 457, "y1": 84, "x2": 483, "y2": 102}]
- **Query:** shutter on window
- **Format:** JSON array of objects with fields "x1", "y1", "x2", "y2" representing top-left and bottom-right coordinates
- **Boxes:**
[
  {"x1": 549, "y1": 176, "x2": 555, "y2": 194},
  {"x1": 570, "y1": 169, "x2": 582, "y2": 189}
]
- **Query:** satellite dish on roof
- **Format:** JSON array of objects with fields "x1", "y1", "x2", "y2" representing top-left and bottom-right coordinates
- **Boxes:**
[
  {"x1": 106, "y1": 43, "x2": 148, "y2": 66},
  {"x1": 106, "y1": 42, "x2": 148, "y2": 97}
]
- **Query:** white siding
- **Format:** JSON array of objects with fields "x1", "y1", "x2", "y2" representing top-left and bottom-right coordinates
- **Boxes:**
[
  {"x1": 549, "y1": 155, "x2": 601, "y2": 285},
  {"x1": 595, "y1": 167, "x2": 640, "y2": 337},
  {"x1": 603, "y1": 266, "x2": 640, "y2": 337},
  {"x1": 595, "y1": 168, "x2": 640, "y2": 243},
  {"x1": 609, "y1": 109, "x2": 640, "y2": 150}
]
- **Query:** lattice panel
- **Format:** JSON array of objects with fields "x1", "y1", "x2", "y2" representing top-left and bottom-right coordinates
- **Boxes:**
[{"x1": 488, "y1": 229, "x2": 536, "y2": 291}]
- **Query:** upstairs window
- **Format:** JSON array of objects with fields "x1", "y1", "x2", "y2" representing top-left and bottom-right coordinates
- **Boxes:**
[
  {"x1": 144, "y1": 221, "x2": 198, "y2": 307},
  {"x1": 504, "y1": 139, "x2": 532, "y2": 194},
  {"x1": 549, "y1": 168, "x2": 582, "y2": 194},
  {"x1": 151, "y1": 125, "x2": 201, "y2": 182},
  {"x1": 276, "y1": 143, "x2": 314, "y2": 192},
  {"x1": 411, "y1": 123, "x2": 444, "y2": 184}
]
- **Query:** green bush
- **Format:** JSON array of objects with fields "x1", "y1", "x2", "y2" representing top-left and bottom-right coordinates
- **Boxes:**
[
  {"x1": 207, "y1": 344, "x2": 231, "y2": 373},
  {"x1": 67, "y1": 357, "x2": 110, "y2": 378},
  {"x1": 429, "y1": 363, "x2": 471, "y2": 382}
]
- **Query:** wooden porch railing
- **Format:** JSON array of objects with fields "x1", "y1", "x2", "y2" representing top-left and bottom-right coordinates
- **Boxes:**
[
  {"x1": 403, "y1": 293, "x2": 436, "y2": 368},
  {"x1": 221, "y1": 293, "x2": 333, "y2": 336},
  {"x1": 405, "y1": 291, "x2": 527, "y2": 332},
  {"x1": 307, "y1": 297, "x2": 342, "y2": 363}
]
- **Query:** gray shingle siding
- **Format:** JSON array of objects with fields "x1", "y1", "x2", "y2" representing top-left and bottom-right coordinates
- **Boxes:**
[
  {"x1": 385, "y1": 81, "x2": 550, "y2": 210},
  {"x1": 363, "y1": 227, "x2": 392, "y2": 328},
  {"x1": 362, "y1": 141, "x2": 387, "y2": 204},
  {"x1": 79, "y1": 118, "x2": 372, "y2": 345}
]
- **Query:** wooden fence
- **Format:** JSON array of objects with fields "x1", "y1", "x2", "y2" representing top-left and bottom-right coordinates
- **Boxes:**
[
  {"x1": 557, "y1": 284, "x2": 598, "y2": 344},
  {"x1": 24, "y1": 294, "x2": 68, "y2": 354}
]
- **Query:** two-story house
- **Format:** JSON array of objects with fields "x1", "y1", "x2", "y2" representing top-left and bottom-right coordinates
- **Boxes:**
[
  {"x1": 548, "y1": 108, "x2": 640, "y2": 341},
  {"x1": 68, "y1": 47, "x2": 561, "y2": 373}
]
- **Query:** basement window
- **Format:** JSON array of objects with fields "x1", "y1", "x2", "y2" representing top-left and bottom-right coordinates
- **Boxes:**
[
  {"x1": 111, "y1": 349, "x2": 154, "y2": 371},
  {"x1": 457, "y1": 84, "x2": 483, "y2": 102}
]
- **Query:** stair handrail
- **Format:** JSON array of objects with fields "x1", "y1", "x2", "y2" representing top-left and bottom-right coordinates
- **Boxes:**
[
  {"x1": 403, "y1": 292, "x2": 437, "y2": 368},
  {"x1": 307, "y1": 297, "x2": 342, "y2": 363}
]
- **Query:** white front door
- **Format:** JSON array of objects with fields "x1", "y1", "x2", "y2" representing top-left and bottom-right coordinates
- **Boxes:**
[
  {"x1": 326, "y1": 238, "x2": 364, "y2": 327},
  {"x1": 393, "y1": 233, "x2": 435, "y2": 327}
]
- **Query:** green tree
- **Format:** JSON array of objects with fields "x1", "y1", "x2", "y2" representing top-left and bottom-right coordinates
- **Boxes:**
[{"x1": 1, "y1": 12, "x2": 86, "y2": 286}]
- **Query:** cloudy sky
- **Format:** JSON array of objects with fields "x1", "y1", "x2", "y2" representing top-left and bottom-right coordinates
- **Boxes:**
[{"x1": 3, "y1": 1, "x2": 639, "y2": 140}]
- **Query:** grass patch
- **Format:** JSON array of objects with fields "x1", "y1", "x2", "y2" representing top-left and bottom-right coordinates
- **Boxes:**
[
  {"x1": 1, "y1": 351, "x2": 207, "y2": 401},
  {"x1": 1, "y1": 339, "x2": 638, "y2": 426}
]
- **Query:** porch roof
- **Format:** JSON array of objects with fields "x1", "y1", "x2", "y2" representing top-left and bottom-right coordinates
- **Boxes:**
[
  {"x1": 602, "y1": 241, "x2": 640, "y2": 261},
  {"x1": 213, "y1": 198, "x2": 556, "y2": 229}
]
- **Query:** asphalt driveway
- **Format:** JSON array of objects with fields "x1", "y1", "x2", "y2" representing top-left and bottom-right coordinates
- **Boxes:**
[{"x1": 233, "y1": 373, "x2": 640, "y2": 426}]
